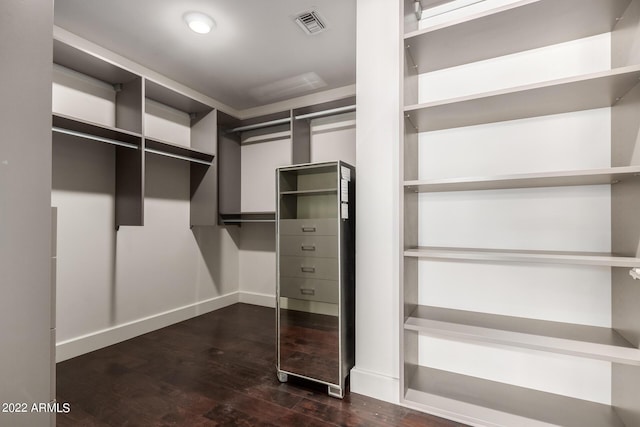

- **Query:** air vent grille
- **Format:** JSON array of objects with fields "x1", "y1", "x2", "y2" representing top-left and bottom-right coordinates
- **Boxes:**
[{"x1": 295, "y1": 11, "x2": 326, "y2": 35}]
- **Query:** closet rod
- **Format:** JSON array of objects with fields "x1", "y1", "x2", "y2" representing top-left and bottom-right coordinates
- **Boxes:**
[
  {"x1": 294, "y1": 105, "x2": 356, "y2": 120},
  {"x1": 144, "y1": 148, "x2": 213, "y2": 166},
  {"x1": 228, "y1": 117, "x2": 291, "y2": 133},
  {"x1": 52, "y1": 127, "x2": 139, "y2": 150},
  {"x1": 221, "y1": 220, "x2": 276, "y2": 224}
]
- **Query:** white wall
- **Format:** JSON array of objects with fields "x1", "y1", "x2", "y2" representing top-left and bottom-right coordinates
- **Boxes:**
[
  {"x1": 311, "y1": 111, "x2": 356, "y2": 165},
  {"x1": 52, "y1": 66, "x2": 240, "y2": 361},
  {"x1": 351, "y1": 0, "x2": 401, "y2": 403},
  {"x1": 413, "y1": 13, "x2": 614, "y2": 405}
]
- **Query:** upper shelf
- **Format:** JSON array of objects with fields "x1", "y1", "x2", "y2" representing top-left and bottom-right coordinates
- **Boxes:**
[
  {"x1": 404, "y1": 246, "x2": 640, "y2": 267},
  {"x1": 145, "y1": 80, "x2": 212, "y2": 115},
  {"x1": 52, "y1": 113, "x2": 141, "y2": 149},
  {"x1": 405, "y1": 65, "x2": 640, "y2": 131},
  {"x1": 406, "y1": 305, "x2": 640, "y2": 365},
  {"x1": 405, "y1": 0, "x2": 631, "y2": 73},
  {"x1": 405, "y1": 166, "x2": 640, "y2": 192},
  {"x1": 53, "y1": 39, "x2": 138, "y2": 85}
]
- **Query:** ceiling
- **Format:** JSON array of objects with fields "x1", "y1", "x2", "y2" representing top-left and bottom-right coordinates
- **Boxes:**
[{"x1": 54, "y1": 0, "x2": 356, "y2": 110}]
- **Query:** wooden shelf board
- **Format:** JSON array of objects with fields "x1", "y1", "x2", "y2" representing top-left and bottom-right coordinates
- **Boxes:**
[
  {"x1": 145, "y1": 79, "x2": 212, "y2": 115},
  {"x1": 53, "y1": 39, "x2": 138, "y2": 85},
  {"x1": 144, "y1": 137, "x2": 214, "y2": 163},
  {"x1": 406, "y1": 305, "x2": 640, "y2": 365},
  {"x1": 405, "y1": 166, "x2": 640, "y2": 192},
  {"x1": 404, "y1": 366, "x2": 625, "y2": 427},
  {"x1": 52, "y1": 113, "x2": 142, "y2": 146},
  {"x1": 405, "y1": 65, "x2": 640, "y2": 131},
  {"x1": 404, "y1": 246, "x2": 640, "y2": 267},
  {"x1": 405, "y1": 0, "x2": 630, "y2": 73}
]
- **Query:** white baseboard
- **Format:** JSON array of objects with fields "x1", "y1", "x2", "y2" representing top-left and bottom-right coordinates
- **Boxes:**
[
  {"x1": 350, "y1": 367, "x2": 400, "y2": 404},
  {"x1": 56, "y1": 292, "x2": 240, "y2": 362},
  {"x1": 239, "y1": 291, "x2": 276, "y2": 308}
]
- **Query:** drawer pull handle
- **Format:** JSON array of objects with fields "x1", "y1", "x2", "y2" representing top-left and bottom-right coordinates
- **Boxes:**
[
  {"x1": 300, "y1": 288, "x2": 315, "y2": 295},
  {"x1": 301, "y1": 266, "x2": 316, "y2": 273},
  {"x1": 301, "y1": 245, "x2": 316, "y2": 251},
  {"x1": 302, "y1": 226, "x2": 317, "y2": 232}
]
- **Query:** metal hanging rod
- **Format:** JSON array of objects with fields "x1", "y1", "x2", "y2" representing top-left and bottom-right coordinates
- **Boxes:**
[
  {"x1": 144, "y1": 148, "x2": 212, "y2": 166},
  {"x1": 228, "y1": 117, "x2": 291, "y2": 133},
  {"x1": 52, "y1": 127, "x2": 139, "y2": 150},
  {"x1": 294, "y1": 105, "x2": 356, "y2": 120},
  {"x1": 222, "y1": 219, "x2": 276, "y2": 223}
]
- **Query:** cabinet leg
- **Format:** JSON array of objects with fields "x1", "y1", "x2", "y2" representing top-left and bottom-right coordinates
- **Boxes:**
[
  {"x1": 328, "y1": 385, "x2": 344, "y2": 399},
  {"x1": 277, "y1": 370, "x2": 288, "y2": 383}
]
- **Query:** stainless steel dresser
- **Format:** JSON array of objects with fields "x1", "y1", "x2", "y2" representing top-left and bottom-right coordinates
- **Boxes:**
[{"x1": 276, "y1": 161, "x2": 355, "y2": 398}]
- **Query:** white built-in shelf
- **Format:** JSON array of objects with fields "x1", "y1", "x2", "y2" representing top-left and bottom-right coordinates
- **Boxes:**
[
  {"x1": 145, "y1": 79, "x2": 212, "y2": 115},
  {"x1": 144, "y1": 137, "x2": 214, "y2": 166},
  {"x1": 406, "y1": 305, "x2": 640, "y2": 365},
  {"x1": 52, "y1": 113, "x2": 141, "y2": 149},
  {"x1": 404, "y1": 246, "x2": 640, "y2": 267},
  {"x1": 280, "y1": 188, "x2": 338, "y2": 196},
  {"x1": 53, "y1": 39, "x2": 138, "y2": 85},
  {"x1": 404, "y1": 65, "x2": 640, "y2": 131},
  {"x1": 405, "y1": 166, "x2": 640, "y2": 192},
  {"x1": 405, "y1": 0, "x2": 630, "y2": 73},
  {"x1": 404, "y1": 366, "x2": 625, "y2": 427}
]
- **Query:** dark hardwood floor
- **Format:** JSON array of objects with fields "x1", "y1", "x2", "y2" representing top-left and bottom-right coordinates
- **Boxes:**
[{"x1": 56, "y1": 303, "x2": 464, "y2": 426}]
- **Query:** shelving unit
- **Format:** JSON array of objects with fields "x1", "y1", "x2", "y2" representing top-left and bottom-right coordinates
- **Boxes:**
[
  {"x1": 400, "y1": 0, "x2": 640, "y2": 426},
  {"x1": 216, "y1": 97, "x2": 355, "y2": 226},
  {"x1": 143, "y1": 79, "x2": 217, "y2": 227},
  {"x1": 52, "y1": 38, "x2": 217, "y2": 229},
  {"x1": 276, "y1": 161, "x2": 355, "y2": 398}
]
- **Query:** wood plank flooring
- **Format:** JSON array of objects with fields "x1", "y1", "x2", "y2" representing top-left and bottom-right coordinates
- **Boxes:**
[{"x1": 56, "y1": 303, "x2": 464, "y2": 426}]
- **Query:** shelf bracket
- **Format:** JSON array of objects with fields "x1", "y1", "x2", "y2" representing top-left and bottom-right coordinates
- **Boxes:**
[
  {"x1": 405, "y1": 44, "x2": 418, "y2": 70},
  {"x1": 405, "y1": 114, "x2": 418, "y2": 132},
  {"x1": 631, "y1": 268, "x2": 640, "y2": 280}
]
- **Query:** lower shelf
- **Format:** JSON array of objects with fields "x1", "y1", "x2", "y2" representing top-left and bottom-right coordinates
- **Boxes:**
[
  {"x1": 219, "y1": 212, "x2": 275, "y2": 224},
  {"x1": 404, "y1": 366, "x2": 625, "y2": 427},
  {"x1": 406, "y1": 305, "x2": 640, "y2": 365}
]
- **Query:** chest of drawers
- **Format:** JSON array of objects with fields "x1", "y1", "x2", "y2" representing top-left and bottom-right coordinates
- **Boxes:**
[{"x1": 276, "y1": 161, "x2": 355, "y2": 399}]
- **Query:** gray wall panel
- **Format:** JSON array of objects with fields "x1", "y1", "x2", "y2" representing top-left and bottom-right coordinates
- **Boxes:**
[{"x1": 0, "y1": 1, "x2": 53, "y2": 426}]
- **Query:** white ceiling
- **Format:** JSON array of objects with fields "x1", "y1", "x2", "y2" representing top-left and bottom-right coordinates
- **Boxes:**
[{"x1": 54, "y1": 0, "x2": 356, "y2": 110}]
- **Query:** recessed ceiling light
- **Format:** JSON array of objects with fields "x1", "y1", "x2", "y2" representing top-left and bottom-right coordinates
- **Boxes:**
[{"x1": 184, "y1": 12, "x2": 215, "y2": 34}]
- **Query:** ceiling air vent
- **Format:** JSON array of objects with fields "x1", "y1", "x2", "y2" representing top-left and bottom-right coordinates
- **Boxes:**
[{"x1": 295, "y1": 11, "x2": 327, "y2": 35}]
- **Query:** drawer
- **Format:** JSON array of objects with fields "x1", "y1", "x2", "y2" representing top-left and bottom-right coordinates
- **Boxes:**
[
  {"x1": 279, "y1": 219, "x2": 337, "y2": 236},
  {"x1": 280, "y1": 256, "x2": 338, "y2": 280},
  {"x1": 279, "y1": 235, "x2": 337, "y2": 258},
  {"x1": 279, "y1": 277, "x2": 339, "y2": 304}
]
